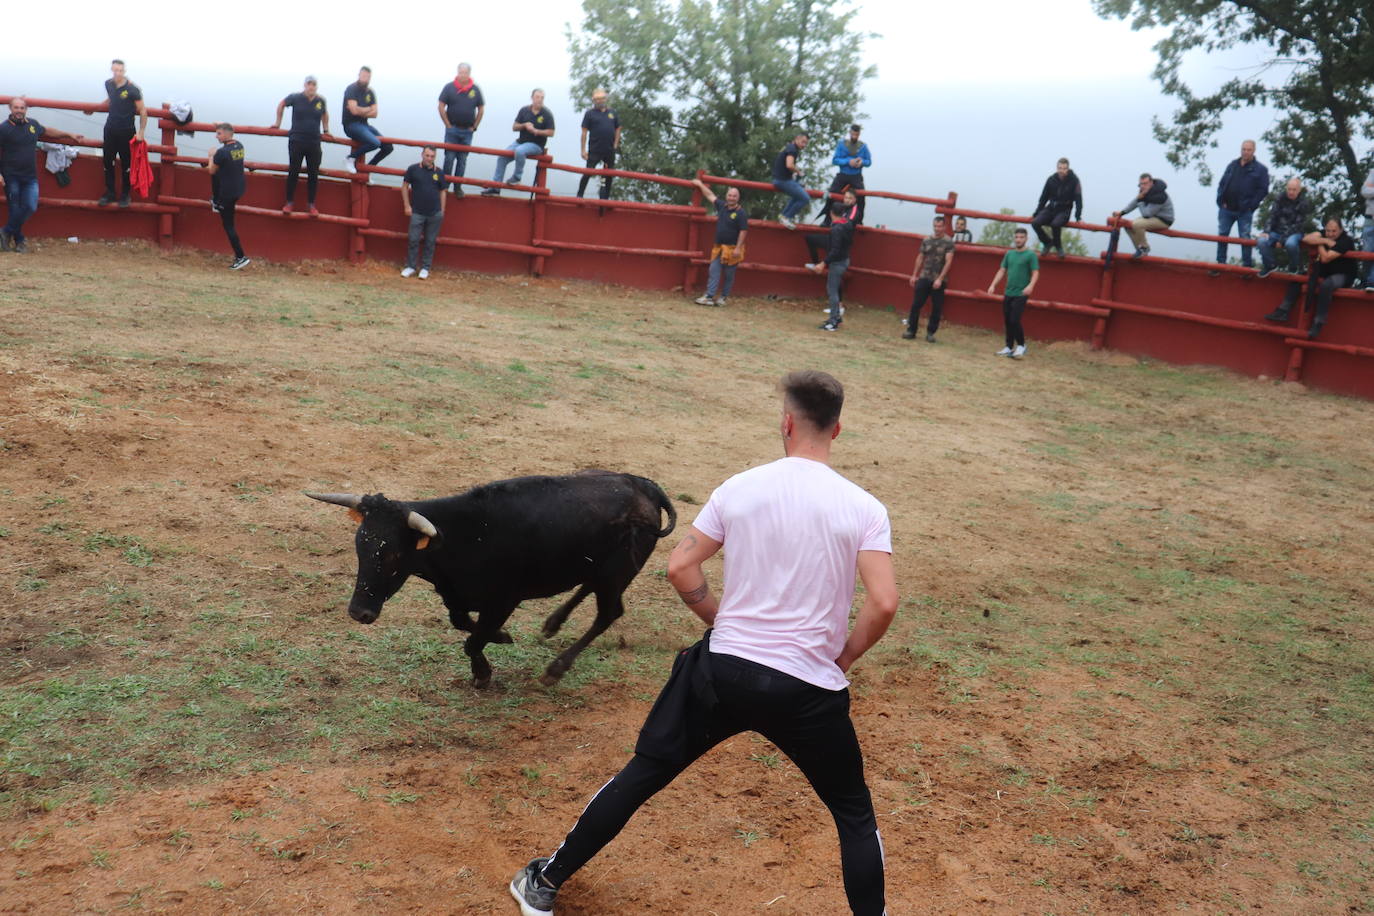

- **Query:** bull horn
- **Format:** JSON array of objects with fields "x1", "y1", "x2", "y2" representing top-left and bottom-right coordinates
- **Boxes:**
[
  {"x1": 407, "y1": 511, "x2": 438, "y2": 538},
  {"x1": 305, "y1": 492, "x2": 364, "y2": 509}
]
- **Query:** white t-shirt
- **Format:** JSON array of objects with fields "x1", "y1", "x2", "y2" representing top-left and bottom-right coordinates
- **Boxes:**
[{"x1": 693, "y1": 456, "x2": 892, "y2": 691}]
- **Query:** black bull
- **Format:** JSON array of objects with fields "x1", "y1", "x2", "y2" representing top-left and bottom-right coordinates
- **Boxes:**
[{"x1": 307, "y1": 471, "x2": 676, "y2": 687}]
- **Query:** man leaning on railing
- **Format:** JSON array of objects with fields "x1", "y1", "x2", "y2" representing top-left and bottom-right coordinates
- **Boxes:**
[{"x1": 0, "y1": 97, "x2": 85, "y2": 253}]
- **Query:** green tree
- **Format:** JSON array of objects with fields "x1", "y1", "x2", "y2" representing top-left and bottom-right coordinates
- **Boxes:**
[
  {"x1": 975, "y1": 209, "x2": 1090, "y2": 255},
  {"x1": 1093, "y1": 0, "x2": 1374, "y2": 221},
  {"x1": 566, "y1": 0, "x2": 875, "y2": 209}
]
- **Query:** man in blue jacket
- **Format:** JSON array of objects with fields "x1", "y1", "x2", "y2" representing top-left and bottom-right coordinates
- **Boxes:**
[
  {"x1": 825, "y1": 123, "x2": 870, "y2": 225},
  {"x1": 1215, "y1": 140, "x2": 1268, "y2": 269}
]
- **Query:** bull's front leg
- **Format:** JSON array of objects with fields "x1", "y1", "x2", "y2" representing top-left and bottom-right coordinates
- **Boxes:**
[
  {"x1": 438, "y1": 589, "x2": 511, "y2": 642},
  {"x1": 464, "y1": 632, "x2": 495, "y2": 689}
]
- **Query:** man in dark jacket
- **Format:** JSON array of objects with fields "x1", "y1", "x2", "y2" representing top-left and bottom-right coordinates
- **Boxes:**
[
  {"x1": 807, "y1": 201, "x2": 856, "y2": 330},
  {"x1": 1255, "y1": 178, "x2": 1311, "y2": 278},
  {"x1": 1215, "y1": 140, "x2": 1269, "y2": 268},
  {"x1": 1030, "y1": 157, "x2": 1082, "y2": 258}
]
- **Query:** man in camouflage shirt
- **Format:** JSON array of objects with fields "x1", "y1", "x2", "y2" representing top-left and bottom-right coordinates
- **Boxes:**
[{"x1": 902, "y1": 215, "x2": 956, "y2": 342}]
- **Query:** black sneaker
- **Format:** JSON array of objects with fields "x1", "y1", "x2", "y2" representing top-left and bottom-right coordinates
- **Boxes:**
[
  {"x1": 1306, "y1": 321, "x2": 1324, "y2": 340},
  {"x1": 118, "y1": 196, "x2": 131, "y2": 209},
  {"x1": 901, "y1": 330, "x2": 916, "y2": 340},
  {"x1": 210, "y1": 198, "x2": 222, "y2": 213},
  {"x1": 97, "y1": 193, "x2": 114, "y2": 207},
  {"x1": 480, "y1": 188, "x2": 501, "y2": 197},
  {"x1": 230, "y1": 256, "x2": 251, "y2": 270},
  {"x1": 509, "y1": 858, "x2": 557, "y2": 915},
  {"x1": 925, "y1": 332, "x2": 937, "y2": 343},
  {"x1": 1257, "y1": 265, "x2": 1274, "y2": 279},
  {"x1": 1263, "y1": 309, "x2": 1290, "y2": 323},
  {"x1": 14, "y1": 239, "x2": 28, "y2": 254},
  {"x1": 1056, "y1": 246, "x2": 1066, "y2": 258},
  {"x1": 818, "y1": 320, "x2": 841, "y2": 331},
  {"x1": 1131, "y1": 247, "x2": 1148, "y2": 260}
]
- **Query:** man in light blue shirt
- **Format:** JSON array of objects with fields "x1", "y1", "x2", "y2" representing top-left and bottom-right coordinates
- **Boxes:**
[{"x1": 826, "y1": 123, "x2": 871, "y2": 225}]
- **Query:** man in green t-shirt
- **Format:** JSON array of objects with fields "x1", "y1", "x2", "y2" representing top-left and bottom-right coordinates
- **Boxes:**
[{"x1": 986, "y1": 227, "x2": 1039, "y2": 359}]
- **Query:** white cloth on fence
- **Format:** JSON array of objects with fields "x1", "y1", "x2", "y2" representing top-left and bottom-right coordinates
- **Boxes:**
[
  {"x1": 168, "y1": 100, "x2": 193, "y2": 122},
  {"x1": 39, "y1": 143, "x2": 79, "y2": 173}
]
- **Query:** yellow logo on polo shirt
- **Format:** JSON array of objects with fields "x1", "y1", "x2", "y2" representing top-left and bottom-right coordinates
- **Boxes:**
[
  {"x1": 468, "y1": 90, "x2": 475, "y2": 97},
  {"x1": 315, "y1": 101, "x2": 323, "y2": 110},
  {"x1": 432, "y1": 173, "x2": 440, "y2": 182},
  {"x1": 609, "y1": 113, "x2": 615, "y2": 120},
  {"x1": 29, "y1": 125, "x2": 35, "y2": 134},
  {"x1": 537, "y1": 116, "x2": 544, "y2": 123},
  {"x1": 366, "y1": 94, "x2": 373, "y2": 104},
  {"x1": 120, "y1": 89, "x2": 129, "y2": 98},
  {"x1": 730, "y1": 213, "x2": 737, "y2": 220}
]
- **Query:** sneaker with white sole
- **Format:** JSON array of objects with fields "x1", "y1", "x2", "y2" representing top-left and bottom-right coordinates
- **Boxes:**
[
  {"x1": 230, "y1": 256, "x2": 251, "y2": 270},
  {"x1": 996, "y1": 346, "x2": 1013, "y2": 356},
  {"x1": 694, "y1": 295, "x2": 715, "y2": 305},
  {"x1": 780, "y1": 216, "x2": 796, "y2": 229},
  {"x1": 345, "y1": 157, "x2": 357, "y2": 174},
  {"x1": 713, "y1": 297, "x2": 727, "y2": 307},
  {"x1": 509, "y1": 858, "x2": 557, "y2": 915},
  {"x1": 820, "y1": 306, "x2": 845, "y2": 316},
  {"x1": 418, "y1": 269, "x2": 429, "y2": 280},
  {"x1": 1011, "y1": 344, "x2": 1027, "y2": 359},
  {"x1": 400, "y1": 267, "x2": 416, "y2": 278}
]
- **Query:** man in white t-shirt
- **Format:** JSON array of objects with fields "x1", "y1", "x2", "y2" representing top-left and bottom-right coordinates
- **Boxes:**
[{"x1": 510, "y1": 370, "x2": 899, "y2": 916}]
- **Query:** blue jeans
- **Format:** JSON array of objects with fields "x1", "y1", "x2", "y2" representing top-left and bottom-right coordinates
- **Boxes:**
[
  {"x1": 773, "y1": 178, "x2": 809, "y2": 221},
  {"x1": 1217, "y1": 207, "x2": 1254, "y2": 266},
  {"x1": 493, "y1": 141, "x2": 543, "y2": 184},
  {"x1": 2, "y1": 173, "x2": 39, "y2": 240},
  {"x1": 1362, "y1": 220, "x2": 1374, "y2": 284},
  {"x1": 827, "y1": 258, "x2": 849, "y2": 322},
  {"x1": 443, "y1": 126, "x2": 474, "y2": 179},
  {"x1": 706, "y1": 256, "x2": 737, "y2": 299},
  {"x1": 344, "y1": 122, "x2": 393, "y2": 165},
  {"x1": 1257, "y1": 232, "x2": 1302, "y2": 272}
]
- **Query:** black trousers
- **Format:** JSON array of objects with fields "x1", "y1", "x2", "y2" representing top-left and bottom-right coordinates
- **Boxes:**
[
  {"x1": 806, "y1": 232, "x2": 828, "y2": 264},
  {"x1": 217, "y1": 199, "x2": 245, "y2": 260},
  {"x1": 906, "y1": 277, "x2": 945, "y2": 333},
  {"x1": 1031, "y1": 207, "x2": 1070, "y2": 248},
  {"x1": 103, "y1": 126, "x2": 136, "y2": 197},
  {"x1": 1003, "y1": 294, "x2": 1028, "y2": 346},
  {"x1": 824, "y1": 172, "x2": 865, "y2": 225},
  {"x1": 577, "y1": 150, "x2": 615, "y2": 199},
  {"x1": 285, "y1": 139, "x2": 323, "y2": 204},
  {"x1": 542, "y1": 651, "x2": 885, "y2": 915}
]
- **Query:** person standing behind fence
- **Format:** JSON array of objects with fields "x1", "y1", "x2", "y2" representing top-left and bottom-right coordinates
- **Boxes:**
[
  {"x1": 484, "y1": 90, "x2": 554, "y2": 194},
  {"x1": 691, "y1": 177, "x2": 748, "y2": 307},
  {"x1": 0, "y1": 98, "x2": 84, "y2": 253},
  {"x1": 342, "y1": 67, "x2": 393, "y2": 175},
  {"x1": 100, "y1": 59, "x2": 146, "y2": 208},
  {"x1": 987, "y1": 226, "x2": 1039, "y2": 359},
  {"x1": 1113, "y1": 173, "x2": 1174, "y2": 259},
  {"x1": 826, "y1": 124, "x2": 870, "y2": 225},
  {"x1": 438, "y1": 63, "x2": 484, "y2": 195},
  {"x1": 1255, "y1": 178, "x2": 1311, "y2": 278},
  {"x1": 207, "y1": 123, "x2": 249, "y2": 271},
  {"x1": 1360, "y1": 166, "x2": 1374, "y2": 292},
  {"x1": 577, "y1": 88, "x2": 620, "y2": 200},
  {"x1": 274, "y1": 77, "x2": 331, "y2": 215},
  {"x1": 1030, "y1": 158, "x2": 1081, "y2": 258},
  {"x1": 1214, "y1": 140, "x2": 1268, "y2": 270},
  {"x1": 808, "y1": 201, "x2": 855, "y2": 331},
  {"x1": 772, "y1": 132, "x2": 810, "y2": 229},
  {"x1": 903, "y1": 214, "x2": 956, "y2": 343},
  {"x1": 400, "y1": 145, "x2": 445, "y2": 280},
  {"x1": 952, "y1": 216, "x2": 972, "y2": 243}
]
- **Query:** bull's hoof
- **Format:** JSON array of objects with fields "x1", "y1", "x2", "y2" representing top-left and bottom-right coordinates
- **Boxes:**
[
  {"x1": 537, "y1": 671, "x2": 562, "y2": 688},
  {"x1": 490, "y1": 630, "x2": 514, "y2": 645},
  {"x1": 472, "y1": 675, "x2": 492, "y2": 689},
  {"x1": 540, "y1": 625, "x2": 558, "y2": 639}
]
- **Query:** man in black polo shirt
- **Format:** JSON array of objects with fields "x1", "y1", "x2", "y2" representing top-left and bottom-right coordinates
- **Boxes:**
[
  {"x1": 0, "y1": 97, "x2": 84, "y2": 253},
  {"x1": 342, "y1": 66, "x2": 393, "y2": 175},
  {"x1": 438, "y1": 63, "x2": 485, "y2": 193},
  {"x1": 401, "y1": 145, "x2": 446, "y2": 280},
  {"x1": 273, "y1": 76, "x2": 332, "y2": 215},
  {"x1": 691, "y1": 177, "x2": 748, "y2": 307},
  {"x1": 772, "y1": 132, "x2": 810, "y2": 228},
  {"x1": 577, "y1": 88, "x2": 620, "y2": 200},
  {"x1": 484, "y1": 89, "x2": 555, "y2": 194},
  {"x1": 207, "y1": 122, "x2": 249, "y2": 270},
  {"x1": 100, "y1": 59, "x2": 147, "y2": 208}
]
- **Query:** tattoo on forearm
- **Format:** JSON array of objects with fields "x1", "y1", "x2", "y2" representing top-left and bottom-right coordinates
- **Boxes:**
[{"x1": 677, "y1": 582, "x2": 709, "y2": 605}]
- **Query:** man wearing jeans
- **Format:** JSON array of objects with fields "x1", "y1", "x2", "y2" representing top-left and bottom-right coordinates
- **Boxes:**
[
  {"x1": 1214, "y1": 140, "x2": 1268, "y2": 268},
  {"x1": 809, "y1": 201, "x2": 855, "y2": 331},
  {"x1": 484, "y1": 89, "x2": 555, "y2": 194},
  {"x1": 437, "y1": 63, "x2": 484, "y2": 194},
  {"x1": 509, "y1": 368, "x2": 897, "y2": 916},
  {"x1": 1255, "y1": 178, "x2": 1311, "y2": 278},
  {"x1": 0, "y1": 97, "x2": 83, "y2": 253},
  {"x1": 772, "y1": 131, "x2": 810, "y2": 228},
  {"x1": 99, "y1": 59, "x2": 146, "y2": 208},
  {"x1": 342, "y1": 67, "x2": 393, "y2": 175},
  {"x1": 400, "y1": 146, "x2": 445, "y2": 279},
  {"x1": 691, "y1": 177, "x2": 748, "y2": 307}
]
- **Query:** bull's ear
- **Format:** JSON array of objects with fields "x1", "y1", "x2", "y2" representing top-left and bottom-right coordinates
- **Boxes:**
[
  {"x1": 347, "y1": 508, "x2": 364, "y2": 524},
  {"x1": 415, "y1": 535, "x2": 431, "y2": 550}
]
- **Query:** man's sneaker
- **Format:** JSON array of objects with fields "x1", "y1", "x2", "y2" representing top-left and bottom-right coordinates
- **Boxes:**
[
  {"x1": 1264, "y1": 309, "x2": 1290, "y2": 323},
  {"x1": 694, "y1": 295, "x2": 715, "y2": 305},
  {"x1": 118, "y1": 196, "x2": 131, "y2": 209},
  {"x1": 1256, "y1": 265, "x2": 1274, "y2": 278},
  {"x1": 0, "y1": 229, "x2": 13, "y2": 251},
  {"x1": 309, "y1": 205, "x2": 320, "y2": 216},
  {"x1": 282, "y1": 202, "x2": 294, "y2": 214},
  {"x1": 230, "y1": 256, "x2": 250, "y2": 270},
  {"x1": 1011, "y1": 344, "x2": 1027, "y2": 359},
  {"x1": 1056, "y1": 246, "x2": 1066, "y2": 258},
  {"x1": 401, "y1": 267, "x2": 416, "y2": 278},
  {"x1": 803, "y1": 262, "x2": 823, "y2": 274},
  {"x1": 481, "y1": 188, "x2": 501, "y2": 197},
  {"x1": 14, "y1": 240, "x2": 28, "y2": 254},
  {"x1": 818, "y1": 320, "x2": 841, "y2": 331},
  {"x1": 925, "y1": 332, "x2": 937, "y2": 343},
  {"x1": 1131, "y1": 247, "x2": 1147, "y2": 259},
  {"x1": 780, "y1": 216, "x2": 796, "y2": 230},
  {"x1": 345, "y1": 157, "x2": 357, "y2": 174},
  {"x1": 509, "y1": 858, "x2": 557, "y2": 916},
  {"x1": 418, "y1": 269, "x2": 430, "y2": 280},
  {"x1": 1307, "y1": 321, "x2": 1325, "y2": 340},
  {"x1": 507, "y1": 179, "x2": 522, "y2": 186},
  {"x1": 451, "y1": 186, "x2": 466, "y2": 198},
  {"x1": 713, "y1": 297, "x2": 727, "y2": 307},
  {"x1": 97, "y1": 193, "x2": 114, "y2": 207},
  {"x1": 996, "y1": 346, "x2": 1014, "y2": 356},
  {"x1": 901, "y1": 329, "x2": 916, "y2": 340},
  {"x1": 819, "y1": 305, "x2": 846, "y2": 316},
  {"x1": 210, "y1": 198, "x2": 222, "y2": 213}
]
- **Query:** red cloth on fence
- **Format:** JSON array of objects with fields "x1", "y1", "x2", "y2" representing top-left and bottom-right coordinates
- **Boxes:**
[{"x1": 129, "y1": 138, "x2": 154, "y2": 199}]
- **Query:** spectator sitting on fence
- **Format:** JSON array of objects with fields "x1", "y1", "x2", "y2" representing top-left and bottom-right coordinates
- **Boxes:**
[
  {"x1": 902, "y1": 214, "x2": 956, "y2": 343},
  {"x1": 987, "y1": 226, "x2": 1039, "y2": 360},
  {"x1": 772, "y1": 132, "x2": 810, "y2": 229},
  {"x1": 825, "y1": 123, "x2": 870, "y2": 225},
  {"x1": 1113, "y1": 173, "x2": 1174, "y2": 259},
  {"x1": 1264, "y1": 217, "x2": 1356, "y2": 339},
  {"x1": 274, "y1": 76, "x2": 332, "y2": 215},
  {"x1": 437, "y1": 63, "x2": 484, "y2": 195},
  {"x1": 952, "y1": 216, "x2": 972, "y2": 243},
  {"x1": 1031, "y1": 157, "x2": 1082, "y2": 258},
  {"x1": 484, "y1": 89, "x2": 555, "y2": 195},
  {"x1": 1214, "y1": 139, "x2": 1268, "y2": 271},
  {"x1": 691, "y1": 177, "x2": 748, "y2": 307},
  {"x1": 1255, "y1": 178, "x2": 1312, "y2": 278},
  {"x1": 342, "y1": 66, "x2": 393, "y2": 176},
  {"x1": 808, "y1": 201, "x2": 855, "y2": 332},
  {"x1": 99, "y1": 59, "x2": 147, "y2": 208},
  {"x1": 400, "y1": 145, "x2": 446, "y2": 280},
  {"x1": 577, "y1": 88, "x2": 620, "y2": 200},
  {"x1": 1360, "y1": 164, "x2": 1374, "y2": 292},
  {"x1": 207, "y1": 123, "x2": 249, "y2": 271}
]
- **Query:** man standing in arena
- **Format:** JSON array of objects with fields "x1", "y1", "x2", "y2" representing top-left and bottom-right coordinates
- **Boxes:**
[
  {"x1": 577, "y1": 88, "x2": 620, "y2": 200},
  {"x1": 207, "y1": 123, "x2": 249, "y2": 270},
  {"x1": 341, "y1": 66, "x2": 393, "y2": 175},
  {"x1": 809, "y1": 201, "x2": 857, "y2": 331},
  {"x1": 691, "y1": 176, "x2": 748, "y2": 306},
  {"x1": 273, "y1": 76, "x2": 331, "y2": 215},
  {"x1": 400, "y1": 145, "x2": 446, "y2": 280},
  {"x1": 509, "y1": 368, "x2": 897, "y2": 916},
  {"x1": 99, "y1": 59, "x2": 147, "y2": 208},
  {"x1": 903, "y1": 214, "x2": 956, "y2": 342},
  {"x1": 987, "y1": 226, "x2": 1039, "y2": 359},
  {"x1": 0, "y1": 97, "x2": 84, "y2": 253},
  {"x1": 437, "y1": 63, "x2": 484, "y2": 194}
]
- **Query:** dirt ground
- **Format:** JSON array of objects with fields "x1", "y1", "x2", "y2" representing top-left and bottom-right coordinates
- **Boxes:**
[{"x1": 2, "y1": 241, "x2": 1373, "y2": 914}]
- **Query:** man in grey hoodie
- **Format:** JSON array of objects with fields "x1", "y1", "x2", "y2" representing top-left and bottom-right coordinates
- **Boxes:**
[
  {"x1": 1113, "y1": 173, "x2": 1175, "y2": 259},
  {"x1": 1361, "y1": 166, "x2": 1374, "y2": 291}
]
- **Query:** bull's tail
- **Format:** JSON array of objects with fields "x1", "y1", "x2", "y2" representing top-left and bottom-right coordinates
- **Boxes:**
[{"x1": 631, "y1": 475, "x2": 677, "y2": 538}]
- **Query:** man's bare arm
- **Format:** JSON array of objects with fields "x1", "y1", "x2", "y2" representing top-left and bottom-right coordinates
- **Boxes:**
[
  {"x1": 835, "y1": 550, "x2": 898, "y2": 673},
  {"x1": 665, "y1": 526, "x2": 723, "y2": 625}
]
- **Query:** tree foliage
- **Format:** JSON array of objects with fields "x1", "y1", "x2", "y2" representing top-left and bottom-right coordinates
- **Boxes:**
[
  {"x1": 976, "y1": 209, "x2": 1090, "y2": 255},
  {"x1": 1093, "y1": 1, "x2": 1374, "y2": 222},
  {"x1": 566, "y1": 0, "x2": 875, "y2": 208}
]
